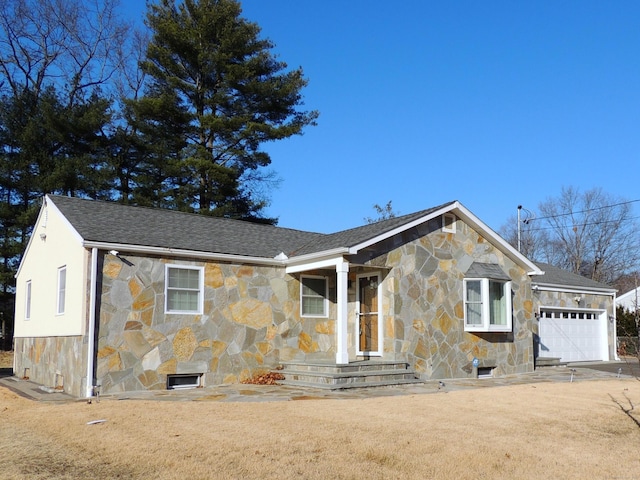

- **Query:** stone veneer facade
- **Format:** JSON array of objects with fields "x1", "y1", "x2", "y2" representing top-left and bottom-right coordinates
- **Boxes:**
[
  {"x1": 14, "y1": 214, "x2": 546, "y2": 396},
  {"x1": 96, "y1": 256, "x2": 339, "y2": 393},
  {"x1": 347, "y1": 216, "x2": 535, "y2": 379},
  {"x1": 13, "y1": 336, "x2": 87, "y2": 396}
]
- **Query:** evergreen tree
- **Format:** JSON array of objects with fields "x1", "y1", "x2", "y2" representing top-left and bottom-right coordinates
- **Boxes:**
[{"x1": 137, "y1": 0, "x2": 318, "y2": 221}]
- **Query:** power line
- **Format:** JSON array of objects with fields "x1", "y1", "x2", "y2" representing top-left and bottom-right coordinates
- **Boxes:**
[
  {"x1": 525, "y1": 214, "x2": 640, "y2": 233},
  {"x1": 531, "y1": 198, "x2": 640, "y2": 222}
]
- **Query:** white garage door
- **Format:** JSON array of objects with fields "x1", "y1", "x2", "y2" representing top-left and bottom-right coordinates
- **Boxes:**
[{"x1": 538, "y1": 309, "x2": 606, "y2": 362}]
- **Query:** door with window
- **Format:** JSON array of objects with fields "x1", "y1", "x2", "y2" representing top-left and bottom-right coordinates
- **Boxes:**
[{"x1": 357, "y1": 274, "x2": 381, "y2": 355}]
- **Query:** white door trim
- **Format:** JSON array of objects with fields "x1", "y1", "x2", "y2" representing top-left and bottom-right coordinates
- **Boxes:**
[{"x1": 356, "y1": 272, "x2": 383, "y2": 356}]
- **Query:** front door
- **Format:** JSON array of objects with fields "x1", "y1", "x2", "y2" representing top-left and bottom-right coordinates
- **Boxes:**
[{"x1": 357, "y1": 274, "x2": 381, "y2": 355}]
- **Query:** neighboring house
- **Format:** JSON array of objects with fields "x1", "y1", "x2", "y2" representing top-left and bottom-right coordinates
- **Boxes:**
[
  {"x1": 617, "y1": 287, "x2": 640, "y2": 312},
  {"x1": 13, "y1": 195, "x2": 617, "y2": 397}
]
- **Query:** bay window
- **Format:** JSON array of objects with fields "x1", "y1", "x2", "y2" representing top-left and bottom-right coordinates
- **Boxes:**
[{"x1": 464, "y1": 278, "x2": 512, "y2": 332}]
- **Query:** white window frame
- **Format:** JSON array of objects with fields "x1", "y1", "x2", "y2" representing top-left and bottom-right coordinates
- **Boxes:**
[
  {"x1": 164, "y1": 265, "x2": 204, "y2": 314},
  {"x1": 25, "y1": 280, "x2": 32, "y2": 320},
  {"x1": 463, "y1": 278, "x2": 512, "y2": 332},
  {"x1": 56, "y1": 266, "x2": 66, "y2": 315},
  {"x1": 442, "y1": 213, "x2": 456, "y2": 233},
  {"x1": 300, "y1": 275, "x2": 328, "y2": 318}
]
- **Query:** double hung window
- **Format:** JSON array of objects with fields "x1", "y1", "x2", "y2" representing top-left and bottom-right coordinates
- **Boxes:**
[
  {"x1": 300, "y1": 275, "x2": 328, "y2": 317},
  {"x1": 165, "y1": 265, "x2": 204, "y2": 314}
]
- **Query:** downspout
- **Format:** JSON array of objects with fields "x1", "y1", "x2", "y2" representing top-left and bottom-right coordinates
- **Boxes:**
[{"x1": 85, "y1": 247, "x2": 98, "y2": 398}]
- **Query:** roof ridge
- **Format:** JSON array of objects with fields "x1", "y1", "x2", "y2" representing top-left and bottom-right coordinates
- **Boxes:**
[{"x1": 47, "y1": 194, "x2": 324, "y2": 236}]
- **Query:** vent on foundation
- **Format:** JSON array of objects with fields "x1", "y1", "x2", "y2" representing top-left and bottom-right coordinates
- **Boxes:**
[{"x1": 167, "y1": 374, "x2": 201, "y2": 390}]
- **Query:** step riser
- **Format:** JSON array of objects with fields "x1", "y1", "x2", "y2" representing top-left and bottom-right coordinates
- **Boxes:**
[
  {"x1": 277, "y1": 361, "x2": 422, "y2": 389},
  {"x1": 280, "y1": 362, "x2": 409, "y2": 374},
  {"x1": 284, "y1": 374, "x2": 418, "y2": 386}
]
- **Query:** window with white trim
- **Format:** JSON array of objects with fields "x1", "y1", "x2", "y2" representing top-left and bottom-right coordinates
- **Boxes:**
[
  {"x1": 300, "y1": 275, "x2": 328, "y2": 317},
  {"x1": 165, "y1": 265, "x2": 204, "y2": 314},
  {"x1": 25, "y1": 280, "x2": 32, "y2": 320},
  {"x1": 56, "y1": 267, "x2": 66, "y2": 315},
  {"x1": 464, "y1": 278, "x2": 512, "y2": 332}
]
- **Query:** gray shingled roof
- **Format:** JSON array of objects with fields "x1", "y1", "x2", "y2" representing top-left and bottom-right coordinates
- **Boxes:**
[
  {"x1": 50, "y1": 195, "x2": 323, "y2": 259},
  {"x1": 49, "y1": 196, "x2": 455, "y2": 260},
  {"x1": 290, "y1": 202, "x2": 454, "y2": 256},
  {"x1": 533, "y1": 262, "x2": 615, "y2": 291}
]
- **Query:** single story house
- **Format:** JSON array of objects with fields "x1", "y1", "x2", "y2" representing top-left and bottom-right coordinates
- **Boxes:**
[{"x1": 13, "y1": 195, "x2": 617, "y2": 397}]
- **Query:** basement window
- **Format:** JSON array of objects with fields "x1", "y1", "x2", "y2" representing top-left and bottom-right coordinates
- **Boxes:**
[
  {"x1": 167, "y1": 374, "x2": 201, "y2": 390},
  {"x1": 478, "y1": 367, "x2": 494, "y2": 379}
]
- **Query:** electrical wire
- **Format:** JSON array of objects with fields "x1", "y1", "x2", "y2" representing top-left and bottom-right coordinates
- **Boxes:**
[{"x1": 530, "y1": 198, "x2": 640, "y2": 222}]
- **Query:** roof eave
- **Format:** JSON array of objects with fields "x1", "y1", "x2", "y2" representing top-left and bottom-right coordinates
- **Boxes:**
[
  {"x1": 83, "y1": 241, "x2": 285, "y2": 266},
  {"x1": 532, "y1": 281, "x2": 617, "y2": 295}
]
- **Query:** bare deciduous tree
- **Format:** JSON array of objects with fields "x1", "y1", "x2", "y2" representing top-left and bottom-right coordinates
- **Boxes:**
[
  {"x1": 365, "y1": 201, "x2": 398, "y2": 224},
  {"x1": 501, "y1": 187, "x2": 640, "y2": 285},
  {"x1": 0, "y1": 0, "x2": 130, "y2": 104}
]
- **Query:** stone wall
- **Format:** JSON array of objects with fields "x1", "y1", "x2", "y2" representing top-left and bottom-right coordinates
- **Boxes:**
[
  {"x1": 350, "y1": 216, "x2": 535, "y2": 379},
  {"x1": 13, "y1": 335, "x2": 87, "y2": 397},
  {"x1": 96, "y1": 256, "x2": 337, "y2": 394}
]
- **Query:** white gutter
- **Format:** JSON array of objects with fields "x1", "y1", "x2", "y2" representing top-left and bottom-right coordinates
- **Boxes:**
[
  {"x1": 532, "y1": 283, "x2": 617, "y2": 295},
  {"x1": 83, "y1": 241, "x2": 286, "y2": 267},
  {"x1": 85, "y1": 247, "x2": 98, "y2": 398}
]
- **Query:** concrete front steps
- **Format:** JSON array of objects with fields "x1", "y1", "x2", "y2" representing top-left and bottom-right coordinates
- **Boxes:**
[{"x1": 277, "y1": 360, "x2": 423, "y2": 390}]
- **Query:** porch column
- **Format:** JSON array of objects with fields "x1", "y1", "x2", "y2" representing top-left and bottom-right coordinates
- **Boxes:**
[{"x1": 336, "y1": 260, "x2": 349, "y2": 364}]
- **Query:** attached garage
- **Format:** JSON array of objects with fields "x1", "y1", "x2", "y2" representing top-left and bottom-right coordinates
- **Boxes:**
[
  {"x1": 538, "y1": 309, "x2": 608, "y2": 362},
  {"x1": 532, "y1": 262, "x2": 617, "y2": 365}
]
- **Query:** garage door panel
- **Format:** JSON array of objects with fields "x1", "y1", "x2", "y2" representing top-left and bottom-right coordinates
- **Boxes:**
[{"x1": 538, "y1": 311, "x2": 604, "y2": 362}]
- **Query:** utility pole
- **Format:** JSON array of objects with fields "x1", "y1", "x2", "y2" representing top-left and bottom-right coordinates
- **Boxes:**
[{"x1": 517, "y1": 206, "x2": 522, "y2": 252}]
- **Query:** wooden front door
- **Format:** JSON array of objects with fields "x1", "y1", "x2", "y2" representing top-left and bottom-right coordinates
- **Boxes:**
[{"x1": 358, "y1": 274, "x2": 380, "y2": 354}]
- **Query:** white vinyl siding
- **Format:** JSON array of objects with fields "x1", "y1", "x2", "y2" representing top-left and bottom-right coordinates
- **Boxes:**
[
  {"x1": 165, "y1": 265, "x2": 204, "y2": 314},
  {"x1": 301, "y1": 275, "x2": 328, "y2": 317}
]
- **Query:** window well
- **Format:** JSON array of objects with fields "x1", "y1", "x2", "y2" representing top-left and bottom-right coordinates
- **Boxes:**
[{"x1": 167, "y1": 374, "x2": 201, "y2": 390}]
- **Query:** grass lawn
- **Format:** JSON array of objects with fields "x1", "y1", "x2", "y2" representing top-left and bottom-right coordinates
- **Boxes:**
[
  {"x1": 0, "y1": 350, "x2": 12, "y2": 369},
  {"x1": 1, "y1": 377, "x2": 639, "y2": 479}
]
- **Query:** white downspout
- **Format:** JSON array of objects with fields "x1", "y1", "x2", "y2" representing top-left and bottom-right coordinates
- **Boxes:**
[{"x1": 85, "y1": 247, "x2": 98, "y2": 398}]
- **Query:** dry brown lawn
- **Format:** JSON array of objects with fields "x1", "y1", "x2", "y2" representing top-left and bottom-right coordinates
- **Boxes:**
[
  {"x1": 0, "y1": 350, "x2": 12, "y2": 369},
  {"x1": 1, "y1": 377, "x2": 639, "y2": 479}
]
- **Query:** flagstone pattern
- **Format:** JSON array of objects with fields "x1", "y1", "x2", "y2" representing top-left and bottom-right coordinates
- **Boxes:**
[
  {"x1": 354, "y1": 216, "x2": 536, "y2": 379},
  {"x1": 94, "y1": 216, "x2": 537, "y2": 394}
]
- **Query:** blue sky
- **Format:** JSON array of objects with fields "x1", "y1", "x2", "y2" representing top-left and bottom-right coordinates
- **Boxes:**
[{"x1": 123, "y1": 1, "x2": 640, "y2": 234}]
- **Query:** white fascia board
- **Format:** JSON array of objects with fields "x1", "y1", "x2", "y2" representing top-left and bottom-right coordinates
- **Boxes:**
[
  {"x1": 453, "y1": 202, "x2": 543, "y2": 275},
  {"x1": 83, "y1": 241, "x2": 286, "y2": 267},
  {"x1": 285, "y1": 255, "x2": 346, "y2": 274},
  {"x1": 349, "y1": 203, "x2": 457, "y2": 253},
  {"x1": 533, "y1": 283, "x2": 617, "y2": 296}
]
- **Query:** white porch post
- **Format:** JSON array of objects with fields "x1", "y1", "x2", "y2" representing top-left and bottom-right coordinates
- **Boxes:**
[{"x1": 336, "y1": 260, "x2": 349, "y2": 364}]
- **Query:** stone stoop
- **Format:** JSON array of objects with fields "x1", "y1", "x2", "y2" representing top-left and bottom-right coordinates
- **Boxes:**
[
  {"x1": 535, "y1": 357, "x2": 568, "y2": 368},
  {"x1": 276, "y1": 361, "x2": 423, "y2": 390}
]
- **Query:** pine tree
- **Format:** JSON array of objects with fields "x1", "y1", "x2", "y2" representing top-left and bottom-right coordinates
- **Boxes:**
[{"x1": 137, "y1": 0, "x2": 318, "y2": 221}]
